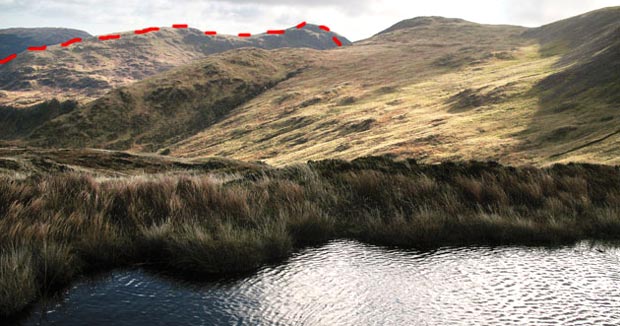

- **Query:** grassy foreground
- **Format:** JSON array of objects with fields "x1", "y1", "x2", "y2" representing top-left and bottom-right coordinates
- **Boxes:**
[{"x1": 1, "y1": 156, "x2": 620, "y2": 317}]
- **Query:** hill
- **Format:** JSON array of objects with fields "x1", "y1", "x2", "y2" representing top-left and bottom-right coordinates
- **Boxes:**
[
  {"x1": 164, "y1": 9, "x2": 620, "y2": 166},
  {"x1": 24, "y1": 48, "x2": 310, "y2": 151},
  {"x1": 0, "y1": 24, "x2": 350, "y2": 107},
  {"x1": 3, "y1": 7, "x2": 620, "y2": 166},
  {"x1": 0, "y1": 27, "x2": 91, "y2": 58},
  {"x1": 521, "y1": 6, "x2": 620, "y2": 164}
]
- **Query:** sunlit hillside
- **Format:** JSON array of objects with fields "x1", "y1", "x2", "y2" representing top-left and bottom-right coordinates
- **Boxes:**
[{"x1": 2, "y1": 8, "x2": 619, "y2": 166}]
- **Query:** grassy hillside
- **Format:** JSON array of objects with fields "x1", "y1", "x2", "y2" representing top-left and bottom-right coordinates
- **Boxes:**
[
  {"x1": 0, "y1": 28, "x2": 91, "y2": 58},
  {"x1": 0, "y1": 25, "x2": 350, "y2": 107},
  {"x1": 520, "y1": 7, "x2": 620, "y2": 164},
  {"x1": 23, "y1": 48, "x2": 311, "y2": 151},
  {"x1": 167, "y1": 19, "x2": 546, "y2": 164},
  {"x1": 167, "y1": 11, "x2": 619, "y2": 166},
  {"x1": 0, "y1": 100, "x2": 78, "y2": 140},
  {"x1": 4, "y1": 8, "x2": 620, "y2": 166}
]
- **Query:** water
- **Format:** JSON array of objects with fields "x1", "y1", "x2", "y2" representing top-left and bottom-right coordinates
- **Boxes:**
[{"x1": 17, "y1": 240, "x2": 620, "y2": 326}]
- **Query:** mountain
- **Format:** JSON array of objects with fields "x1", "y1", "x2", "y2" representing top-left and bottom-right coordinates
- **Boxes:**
[
  {"x1": 0, "y1": 27, "x2": 91, "y2": 58},
  {"x1": 0, "y1": 25, "x2": 349, "y2": 107},
  {"x1": 3, "y1": 8, "x2": 620, "y2": 166}
]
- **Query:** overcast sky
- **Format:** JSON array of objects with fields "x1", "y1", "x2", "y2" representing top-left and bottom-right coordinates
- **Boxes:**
[{"x1": 0, "y1": 0, "x2": 618, "y2": 41}]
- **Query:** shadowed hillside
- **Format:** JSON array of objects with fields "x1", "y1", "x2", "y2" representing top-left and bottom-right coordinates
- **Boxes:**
[
  {"x1": 0, "y1": 28, "x2": 91, "y2": 58},
  {"x1": 0, "y1": 24, "x2": 350, "y2": 107},
  {"x1": 518, "y1": 7, "x2": 620, "y2": 164},
  {"x1": 0, "y1": 99, "x2": 78, "y2": 140}
]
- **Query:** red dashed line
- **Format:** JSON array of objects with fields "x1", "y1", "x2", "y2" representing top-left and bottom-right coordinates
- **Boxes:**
[
  {"x1": 99, "y1": 34, "x2": 121, "y2": 41},
  {"x1": 0, "y1": 54, "x2": 16, "y2": 64},
  {"x1": 267, "y1": 30, "x2": 286, "y2": 35},
  {"x1": 332, "y1": 36, "x2": 342, "y2": 47},
  {"x1": 0, "y1": 21, "x2": 344, "y2": 65},
  {"x1": 61, "y1": 38, "x2": 82, "y2": 47},
  {"x1": 135, "y1": 27, "x2": 160, "y2": 35},
  {"x1": 28, "y1": 45, "x2": 47, "y2": 51}
]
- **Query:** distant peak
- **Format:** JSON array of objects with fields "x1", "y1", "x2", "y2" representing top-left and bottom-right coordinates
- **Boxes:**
[
  {"x1": 377, "y1": 16, "x2": 471, "y2": 35},
  {"x1": 286, "y1": 23, "x2": 332, "y2": 33}
]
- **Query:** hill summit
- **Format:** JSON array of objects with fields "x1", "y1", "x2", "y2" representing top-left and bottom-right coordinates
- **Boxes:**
[{"x1": 0, "y1": 27, "x2": 91, "y2": 58}]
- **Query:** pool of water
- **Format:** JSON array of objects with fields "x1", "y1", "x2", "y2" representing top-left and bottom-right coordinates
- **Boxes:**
[{"x1": 17, "y1": 240, "x2": 620, "y2": 326}]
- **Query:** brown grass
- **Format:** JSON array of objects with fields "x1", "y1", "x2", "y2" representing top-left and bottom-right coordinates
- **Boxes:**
[{"x1": 0, "y1": 156, "x2": 619, "y2": 317}]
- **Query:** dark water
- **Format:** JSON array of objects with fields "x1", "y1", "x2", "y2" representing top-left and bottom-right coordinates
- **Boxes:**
[{"x1": 18, "y1": 240, "x2": 620, "y2": 326}]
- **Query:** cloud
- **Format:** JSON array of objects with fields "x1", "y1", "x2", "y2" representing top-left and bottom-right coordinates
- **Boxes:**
[
  {"x1": 500, "y1": 0, "x2": 620, "y2": 26},
  {"x1": 0, "y1": 0, "x2": 618, "y2": 41}
]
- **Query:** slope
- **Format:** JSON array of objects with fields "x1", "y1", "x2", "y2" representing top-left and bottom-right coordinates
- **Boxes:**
[
  {"x1": 10, "y1": 8, "x2": 620, "y2": 166},
  {"x1": 172, "y1": 17, "x2": 541, "y2": 164},
  {"x1": 168, "y1": 11, "x2": 620, "y2": 166},
  {"x1": 0, "y1": 24, "x2": 350, "y2": 107},
  {"x1": 24, "y1": 17, "x2": 531, "y2": 158},
  {"x1": 25, "y1": 48, "x2": 311, "y2": 151},
  {"x1": 0, "y1": 27, "x2": 91, "y2": 58},
  {"x1": 518, "y1": 6, "x2": 620, "y2": 164}
]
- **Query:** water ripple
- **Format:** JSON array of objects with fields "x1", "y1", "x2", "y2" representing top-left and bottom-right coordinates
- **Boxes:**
[{"x1": 17, "y1": 240, "x2": 620, "y2": 326}]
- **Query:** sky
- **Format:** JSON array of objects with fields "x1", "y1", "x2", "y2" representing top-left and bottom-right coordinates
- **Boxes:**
[{"x1": 0, "y1": 0, "x2": 619, "y2": 41}]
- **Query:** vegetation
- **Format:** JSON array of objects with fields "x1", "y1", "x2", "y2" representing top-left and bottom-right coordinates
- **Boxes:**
[
  {"x1": 0, "y1": 6, "x2": 619, "y2": 320},
  {"x1": 0, "y1": 25, "x2": 348, "y2": 108},
  {"x1": 1, "y1": 155, "x2": 619, "y2": 317},
  {"x1": 0, "y1": 99, "x2": 78, "y2": 139},
  {"x1": 0, "y1": 27, "x2": 91, "y2": 58},
  {"x1": 2, "y1": 9, "x2": 619, "y2": 166},
  {"x1": 26, "y1": 49, "x2": 308, "y2": 151}
]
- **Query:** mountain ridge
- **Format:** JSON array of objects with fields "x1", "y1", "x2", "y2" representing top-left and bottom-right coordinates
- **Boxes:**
[
  {"x1": 1, "y1": 7, "x2": 619, "y2": 166},
  {"x1": 0, "y1": 24, "x2": 350, "y2": 107},
  {"x1": 0, "y1": 27, "x2": 91, "y2": 58}
]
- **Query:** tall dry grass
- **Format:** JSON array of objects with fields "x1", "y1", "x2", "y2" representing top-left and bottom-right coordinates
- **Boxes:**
[{"x1": 0, "y1": 157, "x2": 619, "y2": 317}]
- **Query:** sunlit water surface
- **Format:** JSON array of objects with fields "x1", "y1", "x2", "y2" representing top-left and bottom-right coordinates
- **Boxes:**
[{"x1": 18, "y1": 240, "x2": 620, "y2": 326}]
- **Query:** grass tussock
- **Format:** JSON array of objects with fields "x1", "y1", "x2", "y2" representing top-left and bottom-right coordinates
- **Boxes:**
[{"x1": 0, "y1": 156, "x2": 619, "y2": 317}]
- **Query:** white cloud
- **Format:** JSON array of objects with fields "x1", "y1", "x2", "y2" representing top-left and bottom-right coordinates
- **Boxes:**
[{"x1": 0, "y1": 0, "x2": 618, "y2": 41}]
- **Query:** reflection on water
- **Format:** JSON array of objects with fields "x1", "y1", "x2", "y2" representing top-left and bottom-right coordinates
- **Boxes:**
[{"x1": 18, "y1": 240, "x2": 620, "y2": 326}]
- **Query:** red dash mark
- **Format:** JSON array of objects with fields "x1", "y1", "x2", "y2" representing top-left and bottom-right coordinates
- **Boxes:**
[
  {"x1": 296, "y1": 21, "x2": 307, "y2": 29},
  {"x1": 172, "y1": 24, "x2": 188, "y2": 29},
  {"x1": 332, "y1": 36, "x2": 342, "y2": 47},
  {"x1": 238, "y1": 33, "x2": 251, "y2": 37},
  {"x1": 319, "y1": 25, "x2": 330, "y2": 32},
  {"x1": 204, "y1": 31, "x2": 217, "y2": 36},
  {"x1": 267, "y1": 30, "x2": 286, "y2": 35},
  {"x1": 135, "y1": 27, "x2": 160, "y2": 34},
  {"x1": 61, "y1": 38, "x2": 82, "y2": 47},
  {"x1": 99, "y1": 34, "x2": 121, "y2": 41},
  {"x1": 28, "y1": 45, "x2": 47, "y2": 51},
  {"x1": 0, "y1": 53, "x2": 17, "y2": 64}
]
